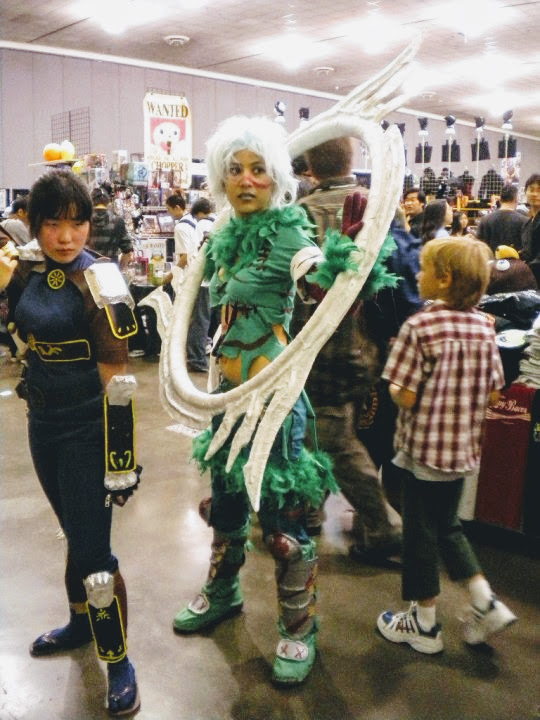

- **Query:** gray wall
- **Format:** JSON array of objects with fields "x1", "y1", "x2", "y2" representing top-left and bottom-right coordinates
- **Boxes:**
[{"x1": 1, "y1": 48, "x2": 539, "y2": 197}]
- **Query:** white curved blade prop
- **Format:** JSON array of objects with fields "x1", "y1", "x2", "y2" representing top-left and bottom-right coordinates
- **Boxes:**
[{"x1": 160, "y1": 38, "x2": 420, "y2": 511}]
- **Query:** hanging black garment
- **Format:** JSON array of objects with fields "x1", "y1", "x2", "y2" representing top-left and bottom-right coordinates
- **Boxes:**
[
  {"x1": 442, "y1": 140, "x2": 449, "y2": 163},
  {"x1": 415, "y1": 143, "x2": 432, "y2": 164},
  {"x1": 450, "y1": 140, "x2": 461, "y2": 162},
  {"x1": 472, "y1": 138, "x2": 491, "y2": 162},
  {"x1": 498, "y1": 137, "x2": 517, "y2": 159}
]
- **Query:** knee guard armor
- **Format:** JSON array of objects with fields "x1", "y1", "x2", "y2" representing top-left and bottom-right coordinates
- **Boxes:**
[
  {"x1": 84, "y1": 571, "x2": 126, "y2": 662},
  {"x1": 266, "y1": 533, "x2": 318, "y2": 638}
]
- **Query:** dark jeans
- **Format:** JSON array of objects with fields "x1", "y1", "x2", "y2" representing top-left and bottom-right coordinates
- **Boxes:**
[
  {"x1": 28, "y1": 403, "x2": 117, "y2": 579},
  {"x1": 401, "y1": 471, "x2": 482, "y2": 601},
  {"x1": 187, "y1": 286, "x2": 210, "y2": 371},
  {"x1": 208, "y1": 480, "x2": 311, "y2": 546},
  {"x1": 315, "y1": 401, "x2": 396, "y2": 546}
]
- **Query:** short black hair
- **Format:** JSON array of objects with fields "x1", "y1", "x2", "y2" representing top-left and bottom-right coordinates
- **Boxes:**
[
  {"x1": 500, "y1": 184, "x2": 518, "y2": 203},
  {"x1": 191, "y1": 197, "x2": 213, "y2": 216},
  {"x1": 11, "y1": 196, "x2": 28, "y2": 214},
  {"x1": 525, "y1": 173, "x2": 540, "y2": 190},
  {"x1": 403, "y1": 187, "x2": 426, "y2": 204},
  {"x1": 90, "y1": 187, "x2": 110, "y2": 206},
  {"x1": 28, "y1": 170, "x2": 93, "y2": 240},
  {"x1": 166, "y1": 192, "x2": 186, "y2": 211}
]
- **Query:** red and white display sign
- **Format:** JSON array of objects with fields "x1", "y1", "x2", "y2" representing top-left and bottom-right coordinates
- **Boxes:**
[{"x1": 143, "y1": 93, "x2": 192, "y2": 188}]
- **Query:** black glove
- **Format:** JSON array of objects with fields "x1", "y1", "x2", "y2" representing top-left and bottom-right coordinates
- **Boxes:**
[{"x1": 111, "y1": 465, "x2": 142, "y2": 507}]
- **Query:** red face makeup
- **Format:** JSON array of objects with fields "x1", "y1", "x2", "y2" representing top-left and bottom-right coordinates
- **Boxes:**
[{"x1": 224, "y1": 150, "x2": 274, "y2": 216}]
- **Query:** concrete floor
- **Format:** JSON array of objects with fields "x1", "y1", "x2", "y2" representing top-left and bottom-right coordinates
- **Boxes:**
[{"x1": 1, "y1": 356, "x2": 539, "y2": 720}]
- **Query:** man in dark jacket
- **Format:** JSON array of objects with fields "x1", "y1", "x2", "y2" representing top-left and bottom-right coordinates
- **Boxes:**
[
  {"x1": 521, "y1": 174, "x2": 540, "y2": 285},
  {"x1": 88, "y1": 187, "x2": 133, "y2": 267},
  {"x1": 402, "y1": 187, "x2": 425, "y2": 239}
]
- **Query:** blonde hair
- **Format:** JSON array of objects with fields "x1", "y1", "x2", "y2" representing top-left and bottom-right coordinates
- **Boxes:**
[
  {"x1": 205, "y1": 115, "x2": 297, "y2": 211},
  {"x1": 421, "y1": 236, "x2": 493, "y2": 310}
]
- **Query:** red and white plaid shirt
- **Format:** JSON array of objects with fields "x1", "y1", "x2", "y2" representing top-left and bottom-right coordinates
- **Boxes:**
[{"x1": 382, "y1": 300, "x2": 505, "y2": 473}]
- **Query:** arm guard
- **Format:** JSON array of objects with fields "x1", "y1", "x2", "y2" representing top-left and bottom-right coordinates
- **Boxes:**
[{"x1": 104, "y1": 375, "x2": 139, "y2": 492}]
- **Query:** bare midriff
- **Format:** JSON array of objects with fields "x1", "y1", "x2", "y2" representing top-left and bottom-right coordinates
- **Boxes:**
[{"x1": 218, "y1": 306, "x2": 288, "y2": 386}]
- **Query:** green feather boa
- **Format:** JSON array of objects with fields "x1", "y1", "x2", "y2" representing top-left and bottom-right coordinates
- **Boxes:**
[
  {"x1": 308, "y1": 230, "x2": 400, "y2": 299},
  {"x1": 204, "y1": 205, "x2": 314, "y2": 281}
]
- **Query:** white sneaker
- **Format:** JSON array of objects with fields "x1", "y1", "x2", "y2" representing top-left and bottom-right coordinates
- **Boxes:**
[
  {"x1": 462, "y1": 597, "x2": 517, "y2": 645},
  {"x1": 377, "y1": 602, "x2": 444, "y2": 654}
]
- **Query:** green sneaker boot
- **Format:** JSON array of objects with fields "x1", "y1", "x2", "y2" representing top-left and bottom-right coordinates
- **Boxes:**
[
  {"x1": 173, "y1": 577, "x2": 243, "y2": 633},
  {"x1": 272, "y1": 626, "x2": 317, "y2": 686}
]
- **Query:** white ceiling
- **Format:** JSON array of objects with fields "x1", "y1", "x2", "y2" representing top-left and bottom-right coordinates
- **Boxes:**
[{"x1": 1, "y1": 0, "x2": 540, "y2": 138}]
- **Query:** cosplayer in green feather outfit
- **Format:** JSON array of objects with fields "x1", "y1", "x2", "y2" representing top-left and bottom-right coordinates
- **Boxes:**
[{"x1": 172, "y1": 115, "x2": 397, "y2": 686}]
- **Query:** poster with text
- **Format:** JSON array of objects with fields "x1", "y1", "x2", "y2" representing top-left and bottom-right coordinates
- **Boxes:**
[{"x1": 144, "y1": 93, "x2": 192, "y2": 189}]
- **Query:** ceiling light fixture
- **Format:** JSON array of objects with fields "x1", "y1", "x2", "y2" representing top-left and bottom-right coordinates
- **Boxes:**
[
  {"x1": 418, "y1": 117, "x2": 429, "y2": 136},
  {"x1": 314, "y1": 66, "x2": 334, "y2": 76},
  {"x1": 164, "y1": 35, "x2": 190, "y2": 47},
  {"x1": 475, "y1": 116, "x2": 485, "y2": 131}
]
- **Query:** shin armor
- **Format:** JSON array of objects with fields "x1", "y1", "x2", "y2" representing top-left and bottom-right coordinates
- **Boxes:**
[
  {"x1": 206, "y1": 526, "x2": 248, "y2": 584},
  {"x1": 266, "y1": 533, "x2": 318, "y2": 638},
  {"x1": 84, "y1": 571, "x2": 127, "y2": 663}
]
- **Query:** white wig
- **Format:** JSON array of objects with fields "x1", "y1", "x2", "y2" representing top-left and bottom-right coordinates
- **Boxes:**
[{"x1": 205, "y1": 116, "x2": 298, "y2": 211}]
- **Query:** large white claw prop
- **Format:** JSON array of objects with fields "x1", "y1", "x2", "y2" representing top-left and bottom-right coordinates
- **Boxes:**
[{"x1": 159, "y1": 38, "x2": 421, "y2": 511}]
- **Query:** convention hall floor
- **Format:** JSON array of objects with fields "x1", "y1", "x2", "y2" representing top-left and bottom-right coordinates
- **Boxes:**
[{"x1": 1, "y1": 357, "x2": 539, "y2": 720}]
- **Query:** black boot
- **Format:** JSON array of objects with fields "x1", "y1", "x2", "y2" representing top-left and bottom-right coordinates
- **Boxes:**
[{"x1": 30, "y1": 607, "x2": 93, "y2": 656}]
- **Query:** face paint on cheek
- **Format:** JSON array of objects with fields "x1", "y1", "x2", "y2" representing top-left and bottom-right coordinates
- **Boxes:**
[{"x1": 229, "y1": 171, "x2": 272, "y2": 189}]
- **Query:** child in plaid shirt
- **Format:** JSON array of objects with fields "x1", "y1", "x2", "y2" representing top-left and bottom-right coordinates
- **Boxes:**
[{"x1": 376, "y1": 236, "x2": 517, "y2": 654}]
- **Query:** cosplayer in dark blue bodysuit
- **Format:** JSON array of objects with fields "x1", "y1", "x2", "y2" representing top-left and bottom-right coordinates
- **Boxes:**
[{"x1": 7, "y1": 171, "x2": 141, "y2": 717}]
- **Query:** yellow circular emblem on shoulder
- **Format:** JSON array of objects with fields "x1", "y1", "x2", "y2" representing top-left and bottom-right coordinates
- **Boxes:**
[{"x1": 47, "y1": 268, "x2": 66, "y2": 289}]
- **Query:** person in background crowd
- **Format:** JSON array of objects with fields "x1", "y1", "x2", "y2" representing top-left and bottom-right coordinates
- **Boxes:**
[
  {"x1": 376, "y1": 236, "x2": 517, "y2": 655},
  {"x1": 166, "y1": 192, "x2": 198, "y2": 269},
  {"x1": 360, "y1": 206, "x2": 423, "y2": 517},
  {"x1": 0, "y1": 170, "x2": 141, "y2": 716},
  {"x1": 450, "y1": 210, "x2": 469, "y2": 236},
  {"x1": 172, "y1": 116, "x2": 366, "y2": 687},
  {"x1": 520, "y1": 173, "x2": 540, "y2": 285},
  {"x1": 476, "y1": 184, "x2": 528, "y2": 252},
  {"x1": 295, "y1": 136, "x2": 403, "y2": 562},
  {"x1": 1, "y1": 196, "x2": 32, "y2": 246},
  {"x1": 421, "y1": 199, "x2": 453, "y2": 244},
  {"x1": 291, "y1": 155, "x2": 315, "y2": 199},
  {"x1": 186, "y1": 197, "x2": 215, "y2": 372},
  {"x1": 88, "y1": 187, "x2": 133, "y2": 268},
  {"x1": 402, "y1": 187, "x2": 426, "y2": 239}
]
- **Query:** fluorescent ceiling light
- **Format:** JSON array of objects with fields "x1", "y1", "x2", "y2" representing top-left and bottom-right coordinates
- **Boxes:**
[
  {"x1": 71, "y1": 0, "x2": 167, "y2": 34},
  {"x1": 338, "y1": 13, "x2": 408, "y2": 54},
  {"x1": 465, "y1": 90, "x2": 540, "y2": 117},
  {"x1": 427, "y1": 0, "x2": 517, "y2": 38},
  {"x1": 255, "y1": 34, "x2": 329, "y2": 71}
]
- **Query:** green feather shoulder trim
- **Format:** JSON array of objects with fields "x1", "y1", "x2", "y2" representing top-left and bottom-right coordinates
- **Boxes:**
[
  {"x1": 307, "y1": 230, "x2": 400, "y2": 299},
  {"x1": 358, "y1": 233, "x2": 400, "y2": 299},
  {"x1": 306, "y1": 229, "x2": 359, "y2": 290},
  {"x1": 207, "y1": 205, "x2": 314, "y2": 277}
]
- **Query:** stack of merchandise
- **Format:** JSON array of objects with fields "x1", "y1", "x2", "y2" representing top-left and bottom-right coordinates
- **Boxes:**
[{"x1": 518, "y1": 313, "x2": 540, "y2": 388}]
